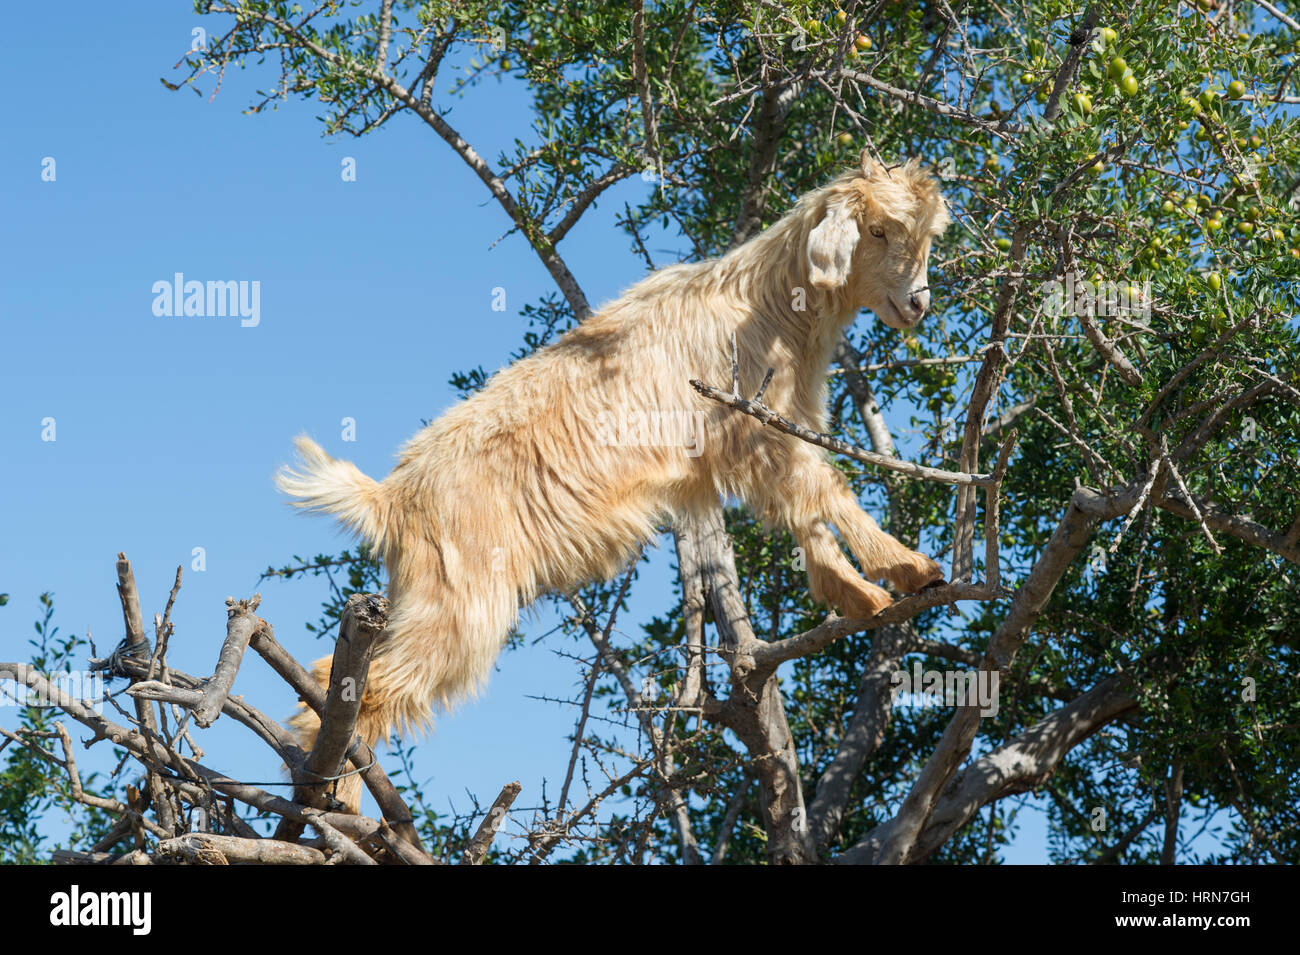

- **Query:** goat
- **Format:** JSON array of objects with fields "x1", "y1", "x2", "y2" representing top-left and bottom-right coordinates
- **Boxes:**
[{"x1": 276, "y1": 151, "x2": 951, "y2": 810}]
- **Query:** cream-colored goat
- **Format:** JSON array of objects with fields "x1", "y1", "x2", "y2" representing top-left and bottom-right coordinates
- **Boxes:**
[{"x1": 277, "y1": 152, "x2": 950, "y2": 809}]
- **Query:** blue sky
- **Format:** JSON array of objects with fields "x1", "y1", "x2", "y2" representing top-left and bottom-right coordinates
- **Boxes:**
[{"x1": 0, "y1": 2, "x2": 1087, "y2": 862}]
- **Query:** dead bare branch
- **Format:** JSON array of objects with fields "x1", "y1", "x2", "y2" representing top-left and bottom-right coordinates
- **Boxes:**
[
  {"x1": 193, "y1": 595, "x2": 262, "y2": 728},
  {"x1": 461, "y1": 781, "x2": 522, "y2": 865}
]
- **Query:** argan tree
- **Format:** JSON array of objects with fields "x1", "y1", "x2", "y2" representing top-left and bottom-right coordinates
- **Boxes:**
[{"x1": 6, "y1": 0, "x2": 1298, "y2": 864}]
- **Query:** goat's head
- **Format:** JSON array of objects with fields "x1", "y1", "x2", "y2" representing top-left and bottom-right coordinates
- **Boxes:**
[{"x1": 806, "y1": 151, "x2": 951, "y2": 329}]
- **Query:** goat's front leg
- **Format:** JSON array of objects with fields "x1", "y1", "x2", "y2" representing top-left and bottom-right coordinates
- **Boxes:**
[
  {"x1": 822, "y1": 474, "x2": 945, "y2": 594},
  {"x1": 794, "y1": 520, "x2": 895, "y2": 618},
  {"x1": 747, "y1": 441, "x2": 944, "y2": 598}
]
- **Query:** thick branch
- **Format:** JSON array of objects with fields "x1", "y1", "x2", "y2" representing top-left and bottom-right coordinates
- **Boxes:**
[
  {"x1": 729, "y1": 80, "x2": 805, "y2": 247},
  {"x1": 156, "y1": 833, "x2": 327, "y2": 865},
  {"x1": 807, "y1": 624, "x2": 912, "y2": 847},
  {"x1": 687, "y1": 508, "x2": 815, "y2": 865},
  {"x1": 290, "y1": 594, "x2": 387, "y2": 816},
  {"x1": 1162, "y1": 759, "x2": 1185, "y2": 865},
  {"x1": 903, "y1": 674, "x2": 1137, "y2": 863},
  {"x1": 849, "y1": 479, "x2": 1146, "y2": 864}
]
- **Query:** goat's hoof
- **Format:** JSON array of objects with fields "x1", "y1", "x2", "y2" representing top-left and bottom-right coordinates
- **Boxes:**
[
  {"x1": 920, "y1": 578, "x2": 947, "y2": 592},
  {"x1": 887, "y1": 553, "x2": 946, "y2": 593},
  {"x1": 838, "y1": 579, "x2": 893, "y2": 618}
]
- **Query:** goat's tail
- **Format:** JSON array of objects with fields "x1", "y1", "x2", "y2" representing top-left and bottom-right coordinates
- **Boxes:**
[
  {"x1": 275, "y1": 435, "x2": 388, "y2": 548},
  {"x1": 276, "y1": 434, "x2": 511, "y2": 814}
]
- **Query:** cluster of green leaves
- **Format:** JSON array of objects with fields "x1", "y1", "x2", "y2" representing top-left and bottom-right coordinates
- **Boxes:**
[
  {"x1": 948, "y1": 7, "x2": 1300, "y2": 863},
  {"x1": 0, "y1": 595, "x2": 119, "y2": 863},
  {"x1": 589, "y1": 1, "x2": 1300, "y2": 863}
]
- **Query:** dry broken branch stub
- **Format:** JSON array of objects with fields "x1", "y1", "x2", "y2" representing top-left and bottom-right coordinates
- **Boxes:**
[
  {"x1": 193, "y1": 594, "x2": 263, "y2": 728},
  {"x1": 462, "y1": 780, "x2": 523, "y2": 865},
  {"x1": 113, "y1": 553, "x2": 177, "y2": 835},
  {"x1": 278, "y1": 593, "x2": 388, "y2": 841},
  {"x1": 247, "y1": 621, "x2": 427, "y2": 854},
  {"x1": 115, "y1": 552, "x2": 150, "y2": 654}
]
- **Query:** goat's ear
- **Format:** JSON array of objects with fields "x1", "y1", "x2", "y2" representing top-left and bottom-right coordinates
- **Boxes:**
[{"x1": 807, "y1": 198, "x2": 860, "y2": 290}]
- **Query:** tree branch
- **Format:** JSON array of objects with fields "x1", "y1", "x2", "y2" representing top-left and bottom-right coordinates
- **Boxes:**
[
  {"x1": 461, "y1": 781, "x2": 522, "y2": 865},
  {"x1": 193, "y1": 595, "x2": 262, "y2": 728},
  {"x1": 850, "y1": 478, "x2": 1148, "y2": 864},
  {"x1": 278, "y1": 594, "x2": 387, "y2": 841}
]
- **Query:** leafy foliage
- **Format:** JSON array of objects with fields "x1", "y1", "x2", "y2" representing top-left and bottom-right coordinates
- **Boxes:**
[{"x1": 0, "y1": 595, "x2": 118, "y2": 863}]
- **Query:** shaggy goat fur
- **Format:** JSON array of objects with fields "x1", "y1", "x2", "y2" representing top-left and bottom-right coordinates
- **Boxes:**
[{"x1": 277, "y1": 152, "x2": 951, "y2": 811}]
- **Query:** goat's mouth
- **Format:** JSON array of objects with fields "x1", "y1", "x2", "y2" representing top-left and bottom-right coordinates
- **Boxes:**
[{"x1": 883, "y1": 296, "x2": 916, "y2": 329}]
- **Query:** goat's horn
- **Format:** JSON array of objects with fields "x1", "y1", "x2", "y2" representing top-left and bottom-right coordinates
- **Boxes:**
[{"x1": 859, "y1": 148, "x2": 879, "y2": 179}]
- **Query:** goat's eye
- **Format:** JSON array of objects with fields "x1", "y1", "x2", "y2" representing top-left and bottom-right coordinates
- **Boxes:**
[{"x1": 869, "y1": 225, "x2": 886, "y2": 239}]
